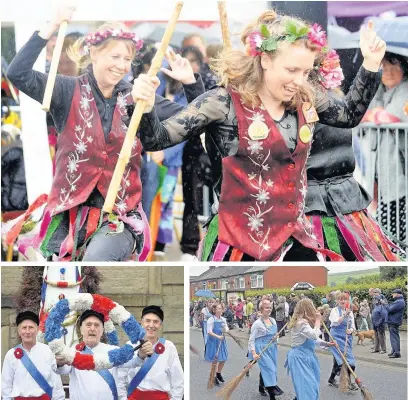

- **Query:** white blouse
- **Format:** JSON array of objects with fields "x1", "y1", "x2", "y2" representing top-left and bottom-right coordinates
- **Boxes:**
[
  {"x1": 290, "y1": 320, "x2": 326, "y2": 348},
  {"x1": 207, "y1": 316, "x2": 229, "y2": 334},
  {"x1": 329, "y1": 307, "x2": 356, "y2": 331},
  {"x1": 248, "y1": 318, "x2": 277, "y2": 352}
]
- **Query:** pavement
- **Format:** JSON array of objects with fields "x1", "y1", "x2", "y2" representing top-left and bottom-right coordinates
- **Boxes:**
[
  {"x1": 190, "y1": 326, "x2": 408, "y2": 368},
  {"x1": 190, "y1": 328, "x2": 408, "y2": 400}
]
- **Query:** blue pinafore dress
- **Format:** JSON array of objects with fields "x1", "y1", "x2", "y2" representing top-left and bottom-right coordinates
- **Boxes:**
[
  {"x1": 285, "y1": 337, "x2": 320, "y2": 400},
  {"x1": 205, "y1": 318, "x2": 228, "y2": 362},
  {"x1": 330, "y1": 307, "x2": 356, "y2": 366},
  {"x1": 248, "y1": 319, "x2": 278, "y2": 387}
]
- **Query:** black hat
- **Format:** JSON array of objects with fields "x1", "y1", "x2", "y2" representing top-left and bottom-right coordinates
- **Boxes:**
[
  {"x1": 79, "y1": 310, "x2": 105, "y2": 326},
  {"x1": 16, "y1": 311, "x2": 39, "y2": 326},
  {"x1": 392, "y1": 289, "x2": 403, "y2": 295},
  {"x1": 142, "y1": 305, "x2": 164, "y2": 322}
]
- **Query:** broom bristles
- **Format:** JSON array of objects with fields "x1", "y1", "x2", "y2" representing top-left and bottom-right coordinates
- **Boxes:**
[
  {"x1": 339, "y1": 364, "x2": 350, "y2": 392},
  {"x1": 189, "y1": 344, "x2": 200, "y2": 355},
  {"x1": 226, "y1": 332, "x2": 245, "y2": 350},
  {"x1": 358, "y1": 383, "x2": 375, "y2": 400},
  {"x1": 216, "y1": 367, "x2": 248, "y2": 399},
  {"x1": 207, "y1": 362, "x2": 218, "y2": 390}
]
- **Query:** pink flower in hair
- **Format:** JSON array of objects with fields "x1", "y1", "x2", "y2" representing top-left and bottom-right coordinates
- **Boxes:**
[
  {"x1": 247, "y1": 31, "x2": 263, "y2": 56},
  {"x1": 308, "y1": 23, "x2": 327, "y2": 49},
  {"x1": 318, "y1": 49, "x2": 344, "y2": 89}
]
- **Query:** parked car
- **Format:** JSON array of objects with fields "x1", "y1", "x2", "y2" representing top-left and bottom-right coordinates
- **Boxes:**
[{"x1": 291, "y1": 282, "x2": 315, "y2": 291}]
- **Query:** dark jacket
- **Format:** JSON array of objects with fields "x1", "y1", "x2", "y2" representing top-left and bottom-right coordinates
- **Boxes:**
[
  {"x1": 385, "y1": 297, "x2": 406, "y2": 326},
  {"x1": 372, "y1": 303, "x2": 388, "y2": 329}
]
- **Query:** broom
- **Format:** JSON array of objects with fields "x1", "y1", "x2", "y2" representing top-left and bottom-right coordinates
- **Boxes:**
[
  {"x1": 190, "y1": 344, "x2": 200, "y2": 355},
  {"x1": 339, "y1": 319, "x2": 351, "y2": 392},
  {"x1": 226, "y1": 331, "x2": 245, "y2": 350},
  {"x1": 208, "y1": 336, "x2": 224, "y2": 389},
  {"x1": 216, "y1": 321, "x2": 288, "y2": 399},
  {"x1": 322, "y1": 321, "x2": 374, "y2": 400}
]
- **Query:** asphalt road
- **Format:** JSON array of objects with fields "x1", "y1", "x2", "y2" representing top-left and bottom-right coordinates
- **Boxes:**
[{"x1": 190, "y1": 329, "x2": 407, "y2": 400}]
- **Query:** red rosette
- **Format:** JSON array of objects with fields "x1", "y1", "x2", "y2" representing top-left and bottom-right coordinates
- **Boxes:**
[
  {"x1": 75, "y1": 342, "x2": 86, "y2": 351},
  {"x1": 91, "y1": 294, "x2": 116, "y2": 316},
  {"x1": 72, "y1": 352, "x2": 95, "y2": 370},
  {"x1": 108, "y1": 223, "x2": 117, "y2": 230},
  {"x1": 14, "y1": 348, "x2": 24, "y2": 359},
  {"x1": 155, "y1": 343, "x2": 165, "y2": 355}
]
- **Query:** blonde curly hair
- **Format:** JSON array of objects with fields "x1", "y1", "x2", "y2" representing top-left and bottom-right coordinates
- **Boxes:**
[{"x1": 211, "y1": 10, "x2": 320, "y2": 109}]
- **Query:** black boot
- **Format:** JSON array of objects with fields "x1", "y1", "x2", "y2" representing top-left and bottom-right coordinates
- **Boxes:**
[
  {"x1": 266, "y1": 386, "x2": 276, "y2": 400},
  {"x1": 259, "y1": 384, "x2": 267, "y2": 396},
  {"x1": 214, "y1": 376, "x2": 220, "y2": 386},
  {"x1": 216, "y1": 372, "x2": 225, "y2": 383},
  {"x1": 273, "y1": 385, "x2": 284, "y2": 396}
]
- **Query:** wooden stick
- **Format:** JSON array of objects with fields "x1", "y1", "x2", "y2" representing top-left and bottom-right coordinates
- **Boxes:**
[
  {"x1": 322, "y1": 321, "x2": 359, "y2": 381},
  {"x1": 103, "y1": 2, "x2": 184, "y2": 213},
  {"x1": 42, "y1": 21, "x2": 68, "y2": 111},
  {"x1": 218, "y1": 1, "x2": 231, "y2": 49}
]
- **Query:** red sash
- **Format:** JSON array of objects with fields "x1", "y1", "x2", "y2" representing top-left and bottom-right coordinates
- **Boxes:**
[
  {"x1": 128, "y1": 389, "x2": 170, "y2": 400},
  {"x1": 15, "y1": 395, "x2": 50, "y2": 400}
]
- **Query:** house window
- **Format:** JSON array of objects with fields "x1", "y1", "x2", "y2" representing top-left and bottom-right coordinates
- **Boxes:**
[
  {"x1": 235, "y1": 276, "x2": 245, "y2": 289},
  {"x1": 250, "y1": 274, "x2": 264, "y2": 288},
  {"x1": 202, "y1": 282, "x2": 207, "y2": 290},
  {"x1": 221, "y1": 279, "x2": 227, "y2": 289},
  {"x1": 239, "y1": 277, "x2": 245, "y2": 288}
]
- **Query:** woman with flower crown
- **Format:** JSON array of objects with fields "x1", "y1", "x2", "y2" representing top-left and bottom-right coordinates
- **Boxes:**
[
  {"x1": 133, "y1": 10, "x2": 386, "y2": 262},
  {"x1": 304, "y1": 50, "x2": 403, "y2": 261},
  {"x1": 6, "y1": 6, "x2": 204, "y2": 261}
]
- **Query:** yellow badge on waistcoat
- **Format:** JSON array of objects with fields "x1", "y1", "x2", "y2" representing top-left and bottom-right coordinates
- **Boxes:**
[
  {"x1": 302, "y1": 102, "x2": 319, "y2": 123},
  {"x1": 248, "y1": 120, "x2": 269, "y2": 140},
  {"x1": 299, "y1": 125, "x2": 312, "y2": 143}
]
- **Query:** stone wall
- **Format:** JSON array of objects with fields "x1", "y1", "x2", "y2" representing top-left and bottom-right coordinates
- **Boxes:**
[{"x1": 1, "y1": 266, "x2": 184, "y2": 365}]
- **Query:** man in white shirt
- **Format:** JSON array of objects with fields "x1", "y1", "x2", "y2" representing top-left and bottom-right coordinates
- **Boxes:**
[
  {"x1": 117, "y1": 306, "x2": 184, "y2": 400},
  {"x1": 2, "y1": 311, "x2": 65, "y2": 400},
  {"x1": 56, "y1": 310, "x2": 153, "y2": 400}
]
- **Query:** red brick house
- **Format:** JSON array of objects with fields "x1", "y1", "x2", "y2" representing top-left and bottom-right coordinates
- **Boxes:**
[{"x1": 190, "y1": 265, "x2": 327, "y2": 300}]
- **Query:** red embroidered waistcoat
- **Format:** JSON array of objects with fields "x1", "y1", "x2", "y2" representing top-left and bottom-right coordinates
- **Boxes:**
[
  {"x1": 218, "y1": 89, "x2": 319, "y2": 261},
  {"x1": 47, "y1": 75, "x2": 142, "y2": 216}
]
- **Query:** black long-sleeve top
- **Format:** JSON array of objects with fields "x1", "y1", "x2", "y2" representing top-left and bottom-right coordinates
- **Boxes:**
[
  {"x1": 7, "y1": 32, "x2": 205, "y2": 253},
  {"x1": 139, "y1": 67, "x2": 381, "y2": 199}
]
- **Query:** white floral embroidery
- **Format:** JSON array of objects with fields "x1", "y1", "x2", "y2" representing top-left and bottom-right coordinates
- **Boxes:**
[
  {"x1": 253, "y1": 188, "x2": 270, "y2": 204},
  {"x1": 248, "y1": 173, "x2": 257, "y2": 180},
  {"x1": 55, "y1": 82, "x2": 95, "y2": 213},
  {"x1": 247, "y1": 140, "x2": 263, "y2": 155}
]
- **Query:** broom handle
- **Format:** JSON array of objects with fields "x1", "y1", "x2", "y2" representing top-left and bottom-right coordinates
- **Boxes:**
[
  {"x1": 213, "y1": 335, "x2": 224, "y2": 362},
  {"x1": 246, "y1": 321, "x2": 289, "y2": 371},
  {"x1": 217, "y1": 1, "x2": 231, "y2": 49},
  {"x1": 322, "y1": 321, "x2": 358, "y2": 380},
  {"x1": 42, "y1": 21, "x2": 69, "y2": 111},
  {"x1": 103, "y1": 1, "x2": 184, "y2": 213}
]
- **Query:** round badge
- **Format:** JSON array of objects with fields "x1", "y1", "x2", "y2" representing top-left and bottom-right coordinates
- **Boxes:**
[
  {"x1": 299, "y1": 125, "x2": 312, "y2": 143},
  {"x1": 248, "y1": 120, "x2": 269, "y2": 141}
]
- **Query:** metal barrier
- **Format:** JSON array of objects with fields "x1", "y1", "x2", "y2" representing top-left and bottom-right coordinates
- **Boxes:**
[{"x1": 353, "y1": 123, "x2": 407, "y2": 254}]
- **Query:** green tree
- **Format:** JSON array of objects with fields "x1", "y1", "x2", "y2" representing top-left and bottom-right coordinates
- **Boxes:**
[
  {"x1": 346, "y1": 277, "x2": 355, "y2": 284},
  {"x1": 380, "y1": 266, "x2": 408, "y2": 281},
  {"x1": 330, "y1": 282, "x2": 337, "y2": 287}
]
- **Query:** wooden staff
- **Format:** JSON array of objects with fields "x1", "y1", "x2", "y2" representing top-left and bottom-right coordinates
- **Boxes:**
[
  {"x1": 103, "y1": 2, "x2": 184, "y2": 213},
  {"x1": 217, "y1": 1, "x2": 231, "y2": 49},
  {"x1": 42, "y1": 21, "x2": 68, "y2": 111}
]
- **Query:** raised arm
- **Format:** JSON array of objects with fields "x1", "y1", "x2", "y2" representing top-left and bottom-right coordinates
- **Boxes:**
[
  {"x1": 138, "y1": 87, "x2": 230, "y2": 151},
  {"x1": 6, "y1": 7, "x2": 77, "y2": 132},
  {"x1": 316, "y1": 20, "x2": 385, "y2": 128}
]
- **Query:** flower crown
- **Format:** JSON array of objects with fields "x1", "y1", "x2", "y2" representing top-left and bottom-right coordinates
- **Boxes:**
[
  {"x1": 246, "y1": 21, "x2": 327, "y2": 56},
  {"x1": 316, "y1": 49, "x2": 344, "y2": 90},
  {"x1": 84, "y1": 28, "x2": 143, "y2": 54}
]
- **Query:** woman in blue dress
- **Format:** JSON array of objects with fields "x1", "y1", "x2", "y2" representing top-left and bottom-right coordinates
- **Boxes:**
[
  {"x1": 200, "y1": 298, "x2": 216, "y2": 346},
  {"x1": 248, "y1": 299, "x2": 282, "y2": 400},
  {"x1": 328, "y1": 292, "x2": 358, "y2": 391},
  {"x1": 205, "y1": 303, "x2": 229, "y2": 386},
  {"x1": 285, "y1": 299, "x2": 335, "y2": 400}
]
